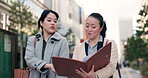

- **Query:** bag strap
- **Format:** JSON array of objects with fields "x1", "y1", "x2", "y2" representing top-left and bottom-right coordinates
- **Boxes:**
[
  {"x1": 34, "y1": 37, "x2": 37, "y2": 48},
  {"x1": 85, "y1": 42, "x2": 89, "y2": 56},
  {"x1": 117, "y1": 63, "x2": 122, "y2": 78},
  {"x1": 105, "y1": 40, "x2": 109, "y2": 45}
]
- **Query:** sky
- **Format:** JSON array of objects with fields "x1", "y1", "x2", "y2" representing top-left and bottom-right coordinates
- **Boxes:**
[
  {"x1": 75, "y1": 0, "x2": 142, "y2": 40},
  {"x1": 75, "y1": 0, "x2": 142, "y2": 16},
  {"x1": 74, "y1": 0, "x2": 142, "y2": 61}
]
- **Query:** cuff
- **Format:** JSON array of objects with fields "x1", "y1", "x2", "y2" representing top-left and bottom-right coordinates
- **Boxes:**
[{"x1": 36, "y1": 62, "x2": 48, "y2": 73}]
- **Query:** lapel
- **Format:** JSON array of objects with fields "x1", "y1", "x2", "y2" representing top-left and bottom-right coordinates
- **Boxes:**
[
  {"x1": 103, "y1": 39, "x2": 109, "y2": 46},
  {"x1": 43, "y1": 32, "x2": 62, "y2": 62},
  {"x1": 35, "y1": 32, "x2": 62, "y2": 62},
  {"x1": 80, "y1": 43, "x2": 87, "y2": 60}
]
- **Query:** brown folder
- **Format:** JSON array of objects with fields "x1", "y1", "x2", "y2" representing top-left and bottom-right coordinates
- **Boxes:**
[{"x1": 52, "y1": 42, "x2": 112, "y2": 78}]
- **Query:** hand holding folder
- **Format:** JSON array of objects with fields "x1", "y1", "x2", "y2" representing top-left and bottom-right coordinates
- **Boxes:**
[{"x1": 52, "y1": 42, "x2": 112, "y2": 78}]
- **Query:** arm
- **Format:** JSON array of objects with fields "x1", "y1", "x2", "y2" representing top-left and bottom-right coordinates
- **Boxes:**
[
  {"x1": 24, "y1": 36, "x2": 47, "y2": 73},
  {"x1": 40, "y1": 38, "x2": 69, "y2": 75},
  {"x1": 95, "y1": 40, "x2": 118, "y2": 78}
]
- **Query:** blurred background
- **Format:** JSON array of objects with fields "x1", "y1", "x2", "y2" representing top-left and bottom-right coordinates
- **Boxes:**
[{"x1": 0, "y1": 0, "x2": 147, "y2": 78}]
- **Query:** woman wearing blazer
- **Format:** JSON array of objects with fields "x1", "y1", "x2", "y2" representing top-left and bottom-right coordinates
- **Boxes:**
[
  {"x1": 25, "y1": 10, "x2": 69, "y2": 78},
  {"x1": 72, "y1": 13, "x2": 118, "y2": 78}
]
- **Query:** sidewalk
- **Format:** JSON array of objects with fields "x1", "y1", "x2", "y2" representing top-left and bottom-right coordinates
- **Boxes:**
[{"x1": 114, "y1": 67, "x2": 141, "y2": 78}]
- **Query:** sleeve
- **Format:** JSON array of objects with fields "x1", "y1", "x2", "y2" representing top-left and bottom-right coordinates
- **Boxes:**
[
  {"x1": 59, "y1": 37, "x2": 69, "y2": 58},
  {"x1": 24, "y1": 36, "x2": 47, "y2": 73},
  {"x1": 95, "y1": 40, "x2": 118, "y2": 78}
]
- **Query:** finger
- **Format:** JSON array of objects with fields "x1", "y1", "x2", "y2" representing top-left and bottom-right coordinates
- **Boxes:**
[
  {"x1": 51, "y1": 68, "x2": 56, "y2": 73},
  {"x1": 91, "y1": 65, "x2": 95, "y2": 72},
  {"x1": 80, "y1": 68, "x2": 87, "y2": 74},
  {"x1": 76, "y1": 69, "x2": 80, "y2": 74},
  {"x1": 76, "y1": 69, "x2": 83, "y2": 76},
  {"x1": 51, "y1": 67, "x2": 57, "y2": 73}
]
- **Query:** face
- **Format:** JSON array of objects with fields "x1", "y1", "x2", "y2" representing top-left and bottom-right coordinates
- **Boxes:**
[
  {"x1": 40, "y1": 13, "x2": 58, "y2": 34},
  {"x1": 85, "y1": 16, "x2": 103, "y2": 40}
]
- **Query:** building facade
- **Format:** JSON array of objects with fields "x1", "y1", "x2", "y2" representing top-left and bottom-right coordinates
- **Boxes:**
[
  {"x1": 52, "y1": 0, "x2": 85, "y2": 44},
  {"x1": 0, "y1": 0, "x2": 11, "y2": 30}
]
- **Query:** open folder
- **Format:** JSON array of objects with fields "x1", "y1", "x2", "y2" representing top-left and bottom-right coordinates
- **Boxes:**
[{"x1": 52, "y1": 42, "x2": 112, "y2": 78}]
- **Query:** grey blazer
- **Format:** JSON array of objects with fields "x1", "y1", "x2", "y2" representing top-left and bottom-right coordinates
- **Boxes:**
[{"x1": 25, "y1": 31, "x2": 69, "y2": 78}]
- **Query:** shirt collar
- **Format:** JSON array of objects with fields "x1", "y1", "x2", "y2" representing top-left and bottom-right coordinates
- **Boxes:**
[
  {"x1": 85, "y1": 35, "x2": 103, "y2": 45},
  {"x1": 36, "y1": 31, "x2": 62, "y2": 41}
]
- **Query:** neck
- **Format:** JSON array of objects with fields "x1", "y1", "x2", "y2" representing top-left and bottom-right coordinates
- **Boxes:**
[
  {"x1": 43, "y1": 31, "x2": 53, "y2": 42},
  {"x1": 89, "y1": 35, "x2": 100, "y2": 47}
]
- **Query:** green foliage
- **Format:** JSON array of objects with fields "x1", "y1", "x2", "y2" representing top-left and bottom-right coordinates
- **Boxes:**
[
  {"x1": 9, "y1": 1, "x2": 37, "y2": 35},
  {"x1": 136, "y1": 3, "x2": 148, "y2": 38},
  {"x1": 64, "y1": 28, "x2": 76, "y2": 52},
  {"x1": 141, "y1": 63, "x2": 148, "y2": 77},
  {"x1": 8, "y1": 1, "x2": 38, "y2": 67},
  {"x1": 124, "y1": 36, "x2": 147, "y2": 61},
  {"x1": 124, "y1": 1, "x2": 148, "y2": 70},
  {"x1": 31, "y1": 29, "x2": 39, "y2": 36}
]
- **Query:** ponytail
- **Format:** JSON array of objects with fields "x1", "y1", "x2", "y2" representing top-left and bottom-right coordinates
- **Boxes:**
[
  {"x1": 100, "y1": 21, "x2": 107, "y2": 38},
  {"x1": 88, "y1": 13, "x2": 107, "y2": 38}
]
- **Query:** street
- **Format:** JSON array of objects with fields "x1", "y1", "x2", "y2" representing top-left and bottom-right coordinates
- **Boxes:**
[{"x1": 114, "y1": 67, "x2": 142, "y2": 78}]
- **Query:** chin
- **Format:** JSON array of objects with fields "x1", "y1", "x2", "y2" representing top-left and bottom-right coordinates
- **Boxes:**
[
  {"x1": 47, "y1": 31, "x2": 55, "y2": 34},
  {"x1": 50, "y1": 30, "x2": 56, "y2": 33},
  {"x1": 88, "y1": 37, "x2": 95, "y2": 40}
]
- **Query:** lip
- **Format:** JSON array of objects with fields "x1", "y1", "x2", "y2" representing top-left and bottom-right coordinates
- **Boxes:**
[
  {"x1": 50, "y1": 26, "x2": 55, "y2": 29},
  {"x1": 87, "y1": 33, "x2": 92, "y2": 35}
]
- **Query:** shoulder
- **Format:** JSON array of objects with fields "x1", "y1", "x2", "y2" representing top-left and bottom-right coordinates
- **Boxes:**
[
  {"x1": 75, "y1": 42, "x2": 85, "y2": 49},
  {"x1": 104, "y1": 39, "x2": 116, "y2": 44},
  {"x1": 51, "y1": 32, "x2": 67, "y2": 41},
  {"x1": 104, "y1": 39, "x2": 117, "y2": 49},
  {"x1": 27, "y1": 35, "x2": 36, "y2": 41}
]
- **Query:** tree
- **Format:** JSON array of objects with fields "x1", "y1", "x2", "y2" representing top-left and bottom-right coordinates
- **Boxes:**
[
  {"x1": 9, "y1": 1, "x2": 37, "y2": 68},
  {"x1": 64, "y1": 28, "x2": 76, "y2": 57},
  {"x1": 136, "y1": 0, "x2": 148, "y2": 61},
  {"x1": 124, "y1": 36, "x2": 147, "y2": 61},
  {"x1": 136, "y1": 0, "x2": 148, "y2": 40},
  {"x1": 124, "y1": 0, "x2": 148, "y2": 69}
]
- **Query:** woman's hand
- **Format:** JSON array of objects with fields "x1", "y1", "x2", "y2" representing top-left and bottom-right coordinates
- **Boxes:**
[
  {"x1": 44, "y1": 64, "x2": 56, "y2": 73},
  {"x1": 76, "y1": 65, "x2": 97, "y2": 78}
]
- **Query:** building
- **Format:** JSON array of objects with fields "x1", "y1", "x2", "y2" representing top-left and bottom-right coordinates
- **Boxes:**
[
  {"x1": 0, "y1": 0, "x2": 11, "y2": 30},
  {"x1": 51, "y1": 0, "x2": 85, "y2": 44},
  {"x1": 0, "y1": 0, "x2": 52, "y2": 69}
]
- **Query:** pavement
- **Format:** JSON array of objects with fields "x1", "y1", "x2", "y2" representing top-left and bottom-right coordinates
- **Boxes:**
[{"x1": 114, "y1": 67, "x2": 142, "y2": 78}]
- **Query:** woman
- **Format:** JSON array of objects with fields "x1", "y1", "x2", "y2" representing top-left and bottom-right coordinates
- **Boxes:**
[
  {"x1": 25, "y1": 10, "x2": 69, "y2": 78},
  {"x1": 72, "y1": 13, "x2": 118, "y2": 78}
]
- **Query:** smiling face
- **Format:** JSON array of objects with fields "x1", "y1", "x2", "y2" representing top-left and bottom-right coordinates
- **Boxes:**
[
  {"x1": 85, "y1": 16, "x2": 103, "y2": 40},
  {"x1": 40, "y1": 12, "x2": 58, "y2": 35}
]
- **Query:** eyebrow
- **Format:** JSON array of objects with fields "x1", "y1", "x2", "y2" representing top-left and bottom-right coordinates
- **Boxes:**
[{"x1": 47, "y1": 17, "x2": 58, "y2": 20}]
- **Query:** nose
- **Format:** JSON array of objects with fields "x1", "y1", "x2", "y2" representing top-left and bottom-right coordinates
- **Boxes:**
[
  {"x1": 51, "y1": 21, "x2": 55, "y2": 25},
  {"x1": 88, "y1": 27, "x2": 92, "y2": 32}
]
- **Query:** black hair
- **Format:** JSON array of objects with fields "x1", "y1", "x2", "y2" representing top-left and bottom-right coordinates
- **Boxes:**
[
  {"x1": 88, "y1": 13, "x2": 107, "y2": 38},
  {"x1": 38, "y1": 10, "x2": 59, "y2": 30}
]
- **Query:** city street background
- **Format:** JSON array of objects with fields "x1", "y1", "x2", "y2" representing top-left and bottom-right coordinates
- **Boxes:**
[{"x1": 0, "y1": 0, "x2": 147, "y2": 78}]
